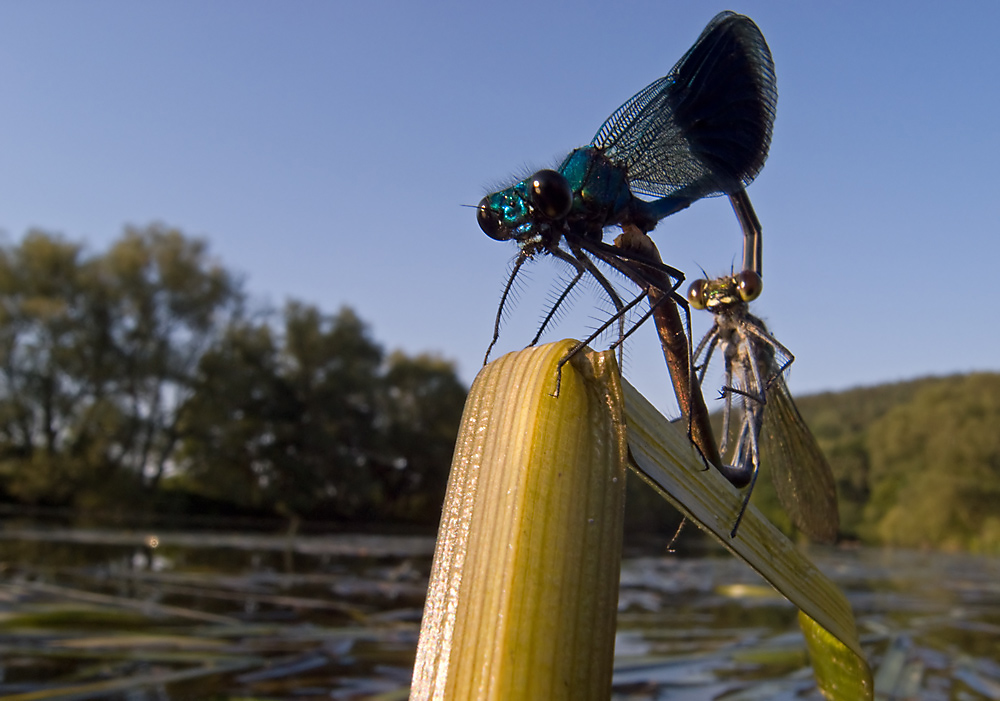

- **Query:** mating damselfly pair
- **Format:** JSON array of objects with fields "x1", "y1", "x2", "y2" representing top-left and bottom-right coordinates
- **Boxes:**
[{"x1": 476, "y1": 11, "x2": 838, "y2": 543}]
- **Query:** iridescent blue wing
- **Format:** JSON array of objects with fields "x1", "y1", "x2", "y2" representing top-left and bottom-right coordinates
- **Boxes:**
[{"x1": 592, "y1": 11, "x2": 777, "y2": 201}]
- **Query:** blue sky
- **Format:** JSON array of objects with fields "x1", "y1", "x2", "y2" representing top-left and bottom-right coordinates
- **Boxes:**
[{"x1": 1, "y1": 2, "x2": 997, "y2": 417}]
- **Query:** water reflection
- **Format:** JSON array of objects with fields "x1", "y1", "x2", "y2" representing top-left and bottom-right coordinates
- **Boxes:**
[{"x1": 1, "y1": 528, "x2": 999, "y2": 699}]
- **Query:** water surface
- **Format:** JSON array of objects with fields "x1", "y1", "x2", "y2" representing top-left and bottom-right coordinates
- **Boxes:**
[{"x1": 0, "y1": 527, "x2": 997, "y2": 699}]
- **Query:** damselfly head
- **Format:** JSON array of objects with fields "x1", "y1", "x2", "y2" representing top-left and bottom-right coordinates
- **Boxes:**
[
  {"x1": 477, "y1": 169, "x2": 573, "y2": 244},
  {"x1": 688, "y1": 270, "x2": 763, "y2": 311}
]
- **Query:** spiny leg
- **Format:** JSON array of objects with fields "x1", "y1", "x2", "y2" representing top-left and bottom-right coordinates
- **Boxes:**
[
  {"x1": 531, "y1": 268, "x2": 586, "y2": 346},
  {"x1": 604, "y1": 287, "x2": 665, "y2": 353},
  {"x1": 484, "y1": 253, "x2": 528, "y2": 365},
  {"x1": 555, "y1": 287, "x2": 647, "y2": 386},
  {"x1": 692, "y1": 326, "x2": 721, "y2": 385},
  {"x1": 547, "y1": 246, "x2": 629, "y2": 396},
  {"x1": 558, "y1": 242, "x2": 628, "y2": 364}
]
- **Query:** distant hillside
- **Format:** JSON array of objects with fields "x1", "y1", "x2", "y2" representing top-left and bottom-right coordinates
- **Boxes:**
[{"x1": 626, "y1": 372, "x2": 1000, "y2": 552}]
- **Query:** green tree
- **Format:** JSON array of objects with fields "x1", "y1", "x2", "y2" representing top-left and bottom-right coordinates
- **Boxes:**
[
  {"x1": 0, "y1": 232, "x2": 114, "y2": 503},
  {"x1": 180, "y1": 303, "x2": 466, "y2": 525},
  {"x1": 378, "y1": 351, "x2": 467, "y2": 522},
  {"x1": 100, "y1": 225, "x2": 243, "y2": 490},
  {"x1": 0, "y1": 226, "x2": 243, "y2": 508},
  {"x1": 277, "y1": 302, "x2": 386, "y2": 520},
  {"x1": 864, "y1": 374, "x2": 1000, "y2": 550},
  {"x1": 0, "y1": 226, "x2": 467, "y2": 523},
  {"x1": 173, "y1": 319, "x2": 284, "y2": 511},
  {"x1": 793, "y1": 376, "x2": 954, "y2": 539}
]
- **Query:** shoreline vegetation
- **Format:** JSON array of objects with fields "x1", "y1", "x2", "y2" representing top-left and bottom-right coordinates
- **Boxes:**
[{"x1": 2, "y1": 227, "x2": 998, "y2": 552}]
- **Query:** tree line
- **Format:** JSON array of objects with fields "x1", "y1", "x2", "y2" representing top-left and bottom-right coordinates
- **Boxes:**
[
  {"x1": 0, "y1": 226, "x2": 466, "y2": 527},
  {"x1": 2, "y1": 226, "x2": 998, "y2": 550},
  {"x1": 793, "y1": 373, "x2": 1000, "y2": 552}
]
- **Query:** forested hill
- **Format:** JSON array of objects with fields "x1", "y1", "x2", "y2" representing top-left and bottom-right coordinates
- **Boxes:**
[
  {"x1": 626, "y1": 372, "x2": 1000, "y2": 552},
  {"x1": 795, "y1": 373, "x2": 1000, "y2": 551}
]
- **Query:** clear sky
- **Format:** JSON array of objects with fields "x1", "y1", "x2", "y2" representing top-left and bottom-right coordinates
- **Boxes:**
[{"x1": 1, "y1": 2, "x2": 997, "y2": 417}]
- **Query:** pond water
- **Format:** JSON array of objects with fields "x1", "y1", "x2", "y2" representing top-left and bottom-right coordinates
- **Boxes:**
[{"x1": 0, "y1": 526, "x2": 998, "y2": 700}]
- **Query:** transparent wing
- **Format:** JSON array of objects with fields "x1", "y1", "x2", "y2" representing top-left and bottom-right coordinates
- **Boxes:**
[
  {"x1": 592, "y1": 11, "x2": 777, "y2": 201},
  {"x1": 761, "y1": 377, "x2": 840, "y2": 544}
]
